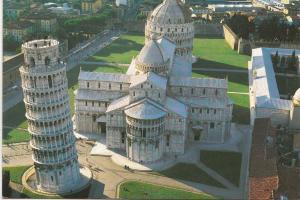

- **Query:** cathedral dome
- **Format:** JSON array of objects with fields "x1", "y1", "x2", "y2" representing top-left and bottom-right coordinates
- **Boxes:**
[
  {"x1": 293, "y1": 88, "x2": 300, "y2": 106},
  {"x1": 148, "y1": 0, "x2": 192, "y2": 24},
  {"x1": 138, "y1": 40, "x2": 165, "y2": 65},
  {"x1": 136, "y1": 40, "x2": 169, "y2": 74}
]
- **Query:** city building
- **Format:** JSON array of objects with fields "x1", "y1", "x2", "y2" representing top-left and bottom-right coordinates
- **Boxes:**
[
  {"x1": 22, "y1": 10, "x2": 58, "y2": 33},
  {"x1": 19, "y1": 39, "x2": 81, "y2": 193},
  {"x1": 249, "y1": 47, "x2": 300, "y2": 157},
  {"x1": 4, "y1": 4, "x2": 24, "y2": 20},
  {"x1": 74, "y1": 0, "x2": 233, "y2": 163},
  {"x1": 3, "y1": 21, "x2": 34, "y2": 42},
  {"x1": 81, "y1": 0, "x2": 103, "y2": 14}
]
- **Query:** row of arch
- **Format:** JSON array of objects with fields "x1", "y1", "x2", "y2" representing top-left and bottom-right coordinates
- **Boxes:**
[
  {"x1": 21, "y1": 71, "x2": 65, "y2": 90},
  {"x1": 28, "y1": 118, "x2": 72, "y2": 135},
  {"x1": 32, "y1": 146, "x2": 77, "y2": 164},
  {"x1": 27, "y1": 56, "x2": 61, "y2": 67},
  {"x1": 31, "y1": 133, "x2": 74, "y2": 150}
]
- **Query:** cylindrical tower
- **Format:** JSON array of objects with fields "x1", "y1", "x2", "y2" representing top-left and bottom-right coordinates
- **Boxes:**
[
  {"x1": 19, "y1": 39, "x2": 81, "y2": 193},
  {"x1": 125, "y1": 102, "x2": 166, "y2": 163},
  {"x1": 145, "y1": 0, "x2": 194, "y2": 62}
]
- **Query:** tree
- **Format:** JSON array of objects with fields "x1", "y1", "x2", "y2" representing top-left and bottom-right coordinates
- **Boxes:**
[
  {"x1": 272, "y1": 50, "x2": 279, "y2": 69},
  {"x1": 3, "y1": 170, "x2": 11, "y2": 197},
  {"x1": 288, "y1": 50, "x2": 297, "y2": 71},
  {"x1": 227, "y1": 14, "x2": 252, "y2": 39},
  {"x1": 3, "y1": 35, "x2": 21, "y2": 52}
]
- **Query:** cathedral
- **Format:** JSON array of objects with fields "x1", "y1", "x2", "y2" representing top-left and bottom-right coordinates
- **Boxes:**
[{"x1": 74, "y1": 0, "x2": 233, "y2": 163}]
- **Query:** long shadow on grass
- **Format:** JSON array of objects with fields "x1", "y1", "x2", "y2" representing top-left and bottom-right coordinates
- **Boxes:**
[
  {"x1": 232, "y1": 105, "x2": 250, "y2": 125},
  {"x1": 156, "y1": 163, "x2": 225, "y2": 188},
  {"x1": 88, "y1": 38, "x2": 144, "y2": 62},
  {"x1": 193, "y1": 58, "x2": 248, "y2": 70}
]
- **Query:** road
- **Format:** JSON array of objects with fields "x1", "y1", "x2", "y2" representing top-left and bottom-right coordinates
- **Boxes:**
[{"x1": 3, "y1": 29, "x2": 123, "y2": 112}]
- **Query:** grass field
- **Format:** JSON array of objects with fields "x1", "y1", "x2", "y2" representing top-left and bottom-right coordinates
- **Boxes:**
[
  {"x1": 87, "y1": 34, "x2": 144, "y2": 64},
  {"x1": 193, "y1": 38, "x2": 250, "y2": 70},
  {"x1": 200, "y1": 150, "x2": 242, "y2": 187},
  {"x1": 119, "y1": 180, "x2": 216, "y2": 199},
  {"x1": 156, "y1": 163, "x2": 224, "y2": 188},
  {"x1": 3, "y1": 165, "x2": 31, "y2": 184}
]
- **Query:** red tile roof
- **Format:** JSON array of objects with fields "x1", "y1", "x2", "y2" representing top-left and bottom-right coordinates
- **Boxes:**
[{"x1": 249, "y1": 118, "x2": 279, "y2": 200}]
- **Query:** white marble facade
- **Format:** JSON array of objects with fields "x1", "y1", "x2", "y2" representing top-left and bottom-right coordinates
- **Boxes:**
[
  {"x1": 74, "y1": 0, "x2": 233, "y2": 163},
  {"x1": 20, "y1": 39, "x2": 81, "y2": 193}
]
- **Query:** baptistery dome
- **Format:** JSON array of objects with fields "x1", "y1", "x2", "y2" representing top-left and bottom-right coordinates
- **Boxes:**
[
  {"x1": 148, "y1": 0, "x2": 192, "y2": 25},
  {"x1": 145, "y1": 0, "x2": 194, "y2": 62}
]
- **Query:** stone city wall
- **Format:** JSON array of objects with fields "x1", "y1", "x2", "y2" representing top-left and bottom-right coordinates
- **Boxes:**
[
  {"x1": 223, "y1": 24, "x2": 239, "y2": 50},
  {"x1": 194, "y1": 22, "x2": 223, "y2": 37},
  {"x1": 123, "y1": 20, "x2": 224, "y2": 37},
  {"x1": 3, "y1": 53, "x2": 24, "y2": 92},
  {"x1": 223, "y1": 24, "x2": 300, "y2": 56}
]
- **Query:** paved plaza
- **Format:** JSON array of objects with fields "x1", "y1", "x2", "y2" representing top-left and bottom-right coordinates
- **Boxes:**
[{"x1": 2, "y1": 123, "x2": 251, "y2": 199}]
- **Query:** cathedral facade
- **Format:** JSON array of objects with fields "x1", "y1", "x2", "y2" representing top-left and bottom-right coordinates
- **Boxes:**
[{"x1": 74, "y1": 0, "x2": 233, "y2": 163}]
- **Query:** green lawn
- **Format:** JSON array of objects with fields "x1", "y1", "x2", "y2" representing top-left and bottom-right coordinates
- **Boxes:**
[
  {"x1": 157, "y1": 163, "x2": 224, "y2": 188},
  {"x1": 87, "y1": 34, "x2": 144, "y2": 64},
  {"x1": 200, "y1": 150, "x2": 242, "y2": 187},
  {"x1": 119, "y1": 180, "x2": 216, "y2": 199},
  {"x1": 3, "y1": 64, "x2": 126, "y2": 144},
  {"x1": 3, "y1": 165, "x2": 31, "y2": 184},
  {"x1": 193, "y1": 37, "x2": 250, "y2": 69}
]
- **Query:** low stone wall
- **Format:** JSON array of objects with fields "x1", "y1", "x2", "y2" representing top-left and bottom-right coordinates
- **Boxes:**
[
  {"x1": 22, "y1": 166, "x2": 92, "y2": 197},
  {"x1": 3, "y1": 53, "x2": 24, "y2": 91},
  {"x1": 194, "y1": 22, "x2": 223, "y2": 37},
  {"x1": 122, "y1": 20, "x2": 224, "y2": 37},
  {"x1": 223, "y1": 24, "x2": 239, "y2": 50}
]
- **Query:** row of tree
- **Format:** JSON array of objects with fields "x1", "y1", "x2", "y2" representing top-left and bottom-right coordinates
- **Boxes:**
[
  {"x1": 272, "y1": 50, "x2": 298, "y2": 72},
  {"x1": 226, "y1": 14, "x2": 254, "y2": 39},
  {"x1": 63, "y1": 7, "x2": 116, "y2": 34},
  {"x1": 226, "y1": 14, "x2": 299, "y2": 41},
  {"x1": 257, "y1": 17, "x2": 298, "y2": 42}
]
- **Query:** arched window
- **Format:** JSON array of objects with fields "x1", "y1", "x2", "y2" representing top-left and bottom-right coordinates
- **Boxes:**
[
  {"x1": 30, "y1": 57, "x2": 35, "y2": 67},
  {"x1": 48, "y1": 75, "x2": 52, "y2": 88},
  {"x1": 45, "y1": 57, "x2": 50, "y2": 65}
]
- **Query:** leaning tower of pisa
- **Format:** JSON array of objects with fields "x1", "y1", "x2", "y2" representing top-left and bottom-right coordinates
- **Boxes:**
[{"x1": 19, "y1": 39, "x2": 81, "y2": 193}]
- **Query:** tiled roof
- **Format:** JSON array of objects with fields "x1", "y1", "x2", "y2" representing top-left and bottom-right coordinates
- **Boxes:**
[
  {"x1": 249, "y1": 118, "x2": 279, "y2": 200},
  {"x1": 130, "y1": 72, "x2": 167, "y2": 90},
  {"x1": 79, "y1": 71, "x2": 131, "y2": 83},
  {"x1": 169, "y1": 76, "x2": 228, "y2": 89}
]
